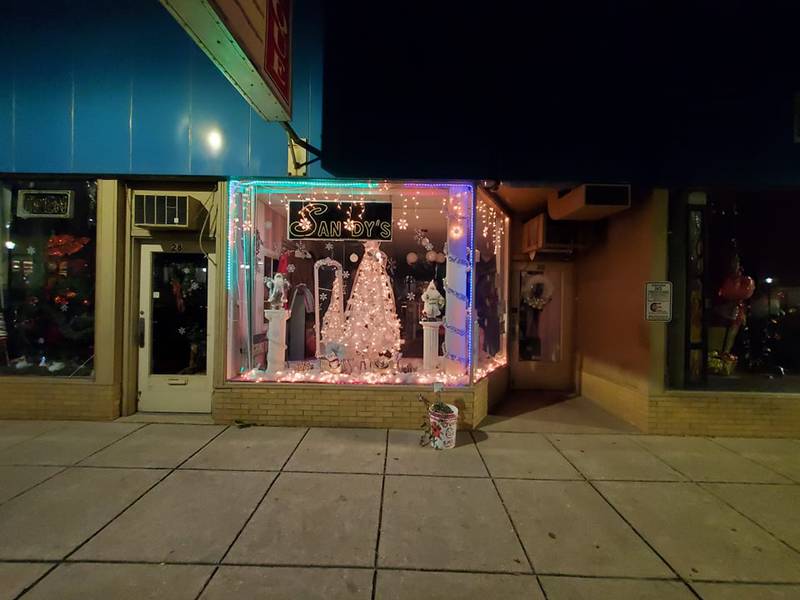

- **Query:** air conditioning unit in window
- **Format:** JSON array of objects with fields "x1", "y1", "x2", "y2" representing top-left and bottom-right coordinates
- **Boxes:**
[
  {"x1": 521, "y1": 213, "x2": 576, "y2": 257},
  {"x1": 133, "y1": 192, "x2": 207, "y2": 230}
]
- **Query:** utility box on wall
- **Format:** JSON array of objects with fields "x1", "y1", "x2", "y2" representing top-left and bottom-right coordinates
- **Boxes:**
[{"x1": 548, "y1": 184, "x2": 630, "y2": 221}]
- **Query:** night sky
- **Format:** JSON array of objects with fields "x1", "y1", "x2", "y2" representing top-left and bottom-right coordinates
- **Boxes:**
[{"x1": 322, "y1": 2, "x2": 800, "y2": 186}]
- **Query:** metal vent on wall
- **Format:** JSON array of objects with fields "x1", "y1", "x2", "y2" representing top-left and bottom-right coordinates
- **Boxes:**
[{"x1": 133, "y1": 193, "x2": 205, "y2": 230}]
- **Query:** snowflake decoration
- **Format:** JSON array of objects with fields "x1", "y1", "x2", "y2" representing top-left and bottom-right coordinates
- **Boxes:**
[
  {"x1": 413, "y1": 229, "x2": 425, "y2": 243},
  {"x1": 319, "y1": 292, "x2": 328, "y2": 301},
  {"x1": 287, "y1": 264, "x2": 296, "y2": 273},
  {"x1": 190, "y1": 281, "x2": 199, "y2": 290},
  {"x1": 424, "y1": 243, "x2": 434, "y2": 251},
  {"x1": 182, "y1": 267, "x2": 191, "y2": 274},
  {"x1": 27, "y1": 246, "x2": 35, "y2": 255},
  {"x1": 178, "y1": 327, "x2": 186, "y2": 335},
  {"x1": 396, "y1": 218, "x2": 408, "y2": 230},
  {"x1": 342, "y1": 270, "x2": 350, "y2": 279},
  {"x1": 406, "y1": 292, "x2": 415, "y2": 301},
  {"x1": 298, "y1": 216, "x2": 312, "y2": 231},
  {"x1": 325, "y1": 242, "x2": 334, "y2": 252},
  {"x1": 59, "y1": 304, "x2": 68, "y2": 312}
]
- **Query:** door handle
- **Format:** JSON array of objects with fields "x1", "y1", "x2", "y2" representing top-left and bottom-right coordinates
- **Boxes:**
[{"x1": 138, "y1": 317, "x2": 145, "y2": 348}]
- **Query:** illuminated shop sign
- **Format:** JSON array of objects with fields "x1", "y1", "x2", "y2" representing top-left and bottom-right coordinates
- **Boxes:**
[{"x1": 288, "y1": 200, "x2": 393, "y2": 241}]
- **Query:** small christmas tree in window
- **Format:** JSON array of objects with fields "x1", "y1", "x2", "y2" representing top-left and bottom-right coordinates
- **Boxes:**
[
  {"x1": 343, "y1": 241, "x2": 402, "y2": 364},
  {"x1": 321, "y1": 274, "x2": 346, "y2": 349}
]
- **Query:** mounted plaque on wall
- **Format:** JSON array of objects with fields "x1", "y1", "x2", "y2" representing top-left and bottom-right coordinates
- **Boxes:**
[
  {"x1": 16, "y1": 190, "x2": 74, "y2": 219},
  {"x1": 288, "y1": 200, "x2": 393, "y2": 241}
]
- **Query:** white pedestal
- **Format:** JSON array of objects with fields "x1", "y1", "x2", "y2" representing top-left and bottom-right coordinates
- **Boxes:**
[
  {"x1": 264, "y1": 309, "x2": 290, "y2": 375},
  {"x1": 420, "y1": 320, "x2": 442, "y2": 371}
]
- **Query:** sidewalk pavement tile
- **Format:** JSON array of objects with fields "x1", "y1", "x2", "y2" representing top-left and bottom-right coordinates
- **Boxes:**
[
  {"x1": 478, "y1": 395, "x2": 638, "y2": 434},
  {"x1": 81, "y1": 423, "x2": 224, "y2": 468},
  {"x1": 284, "y1": 428, "x2": 386, "y2": 473},
  {"x1": 74, "y1": 470, "x2": 273, "y2": 563},
  {"x1": 386, "y1": 430, "x2": 487, "y2": 477},
  {"x1": 0, "y1": 563, "x2": 52, "y2": 600},
  {"x1": 0, "y1": 421, "x2": 64, "y2": 451},
  {"x1": 225, "y1": 472, "x2": 381, "y2": 566},
  {"x1": 21, "y1": 563, "x2": 213, "y2": 600},
  {"x1": 0, "y1": 467, "x2": 163, "y2": 559},
  {"x1": 711, "y1": 438, "x2": 800, "y2": 482},
  {"x1": 539, "y1": 576, "x2": 696, "y2": 599},
  {"x1": 692, "y1": 582, "x2": 800, "y2": 599},
  {"x1": 375, "y1": 570, "x2": 543, "y2": 600},
  {"x1": 596, "y1": 481, "x2": 800, "y2": 582},
  {"x1": 497, "y1": 479, "x2": 672, "y2": 577},
  {"x1": 548, "y1": 434, "x2": 685, "y2": 481},
  {"x1": 0, "y1": 465, "x2": 62, "y2": 504},
  {"x1": 634, "y1": 436, "x2": 790, "y2": 483},
  {"x1": 182, "y1": 426, "x2": 306, "y2": 471},
  {"x1": 200, "y1": 566, "x2": 373, "y2": 600},
  {"x1": 474, "y1": 432, "x2": 580, "y2": 479},
  {"x1": 0, "y1": 422, "x2": 142, "y2": 466},
  {"x1": 378, "y1": 475, "x2": 529, "y2": 572},
  {"x1": 701, "y1": 483, "x2": 800, "y2": 551}
]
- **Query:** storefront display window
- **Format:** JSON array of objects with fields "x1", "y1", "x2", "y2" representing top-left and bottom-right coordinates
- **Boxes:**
[
  {"x1": 226, "y1": 179, "x2": 477, "y2": 386},
  {"x1": 0, "y1": 180, "x2": 97, "y2": 377},
  {"x1": 473, "y1": 193, "x2": 509, "y2": 381},
  {"x1": 669, "y1": 190, "x2": 800, "y2": 391}
]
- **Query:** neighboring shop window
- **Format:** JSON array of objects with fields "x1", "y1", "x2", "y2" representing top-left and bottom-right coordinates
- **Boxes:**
[
  {"x1": 474, "y1": 193, "x2": 509, "y2": 381},
  {"x1": 0, "y1": 180, "x2": 97, "y2": 377},
  {"x1": 226, "y1": 180, "x2": 474, "y2": 386},
  {"x1": 669, "y1": 190, "x2": 800, "y2": 391}
]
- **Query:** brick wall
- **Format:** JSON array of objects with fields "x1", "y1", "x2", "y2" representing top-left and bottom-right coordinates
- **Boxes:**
[
  {"x1": 649, "y1": 393, "x2": 800, "y2": 437},
  {"x1": 213, "y1": 384, "x2": 481, "y2": 430},
  {"x1": 0, "y1": 381, "x2": 120, "y2": 420},
  {"x1": 580, "y1": 368, "x2": 649, "y2": 431}
]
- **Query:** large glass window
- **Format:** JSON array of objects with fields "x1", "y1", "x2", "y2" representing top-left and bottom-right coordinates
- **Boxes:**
[
  {"x1": 226, "y1": 180, "x2": 474, "y2": 386},
  {"x1": 0, "y1": 180, "x2": 97, "y2": 377},
  {"x1": 668, "y1": 189, "x2": 800, "y2": 392},
  {"x1": 473, "y1": 192, "x2": 509, "y2": 381}
]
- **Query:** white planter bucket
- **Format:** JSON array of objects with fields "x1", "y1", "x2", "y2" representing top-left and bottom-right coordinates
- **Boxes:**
[{"x1": 428, "y1": 404, "x2": 458, "y2": 450}]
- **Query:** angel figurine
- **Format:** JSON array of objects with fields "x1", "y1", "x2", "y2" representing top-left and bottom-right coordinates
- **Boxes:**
[
  {"x1": 421, "y1": 280, "x2": 445, "y2": 320},
  {"x1": 265, "y1": 273, "x2": 290, "y2": 309}
]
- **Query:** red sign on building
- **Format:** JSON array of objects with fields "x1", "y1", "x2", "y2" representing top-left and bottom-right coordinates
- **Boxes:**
[{"x1": 264, "y1": 0, "x2": 292, "y2": 114}]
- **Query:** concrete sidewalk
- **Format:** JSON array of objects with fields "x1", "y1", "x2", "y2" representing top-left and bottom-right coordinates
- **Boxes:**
[{"x1": 0, "y1": 416, "x2": 799, "y2": 599}]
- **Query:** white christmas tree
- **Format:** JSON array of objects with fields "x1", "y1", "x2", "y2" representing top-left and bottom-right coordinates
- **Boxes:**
[
  {"x1": 321, "y1": 274, "x2": 346, "y2": 350},
  {"x1": 343, "y1": 241, "x2": 402, "y2": 362}
]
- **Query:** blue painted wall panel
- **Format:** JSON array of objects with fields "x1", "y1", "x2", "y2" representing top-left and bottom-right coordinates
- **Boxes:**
[
  {"x1": 188, "y1": 50, "x2": 250, "y2": 176},
  {"x1": 129, "y1": 6, "x2": 193, "y2": 175},
  {"x1": 71, "y1": 2, "x2": 135, "y2": 174},
  {"x1": 248, "y1": 108, "x2": 286, "y2": 177},
  {"x1": 0, "y1": 0, "x2": 324, "y2": 178},
  {"x1": 11, "y1": 4, "x2": 73, "y2": 173},
  {"x1": 0, "y1": 69, "x2": 12, "y2": 172}
]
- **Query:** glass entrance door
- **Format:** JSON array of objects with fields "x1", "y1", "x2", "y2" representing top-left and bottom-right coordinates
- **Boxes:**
[
  {"x1": 137, "y1": 243, "x2": 215, "y2": 413},
  {"x1": 509, "y1": 260, "x2": 575, "y2": 390}
]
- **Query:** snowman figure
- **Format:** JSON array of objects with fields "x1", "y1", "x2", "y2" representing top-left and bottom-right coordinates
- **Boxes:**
[
  {"x1": 265, "y1": 273, "x2": 290, "y2": 309},
  {"x1": 421, "y1": 280, "x2": 445, "y2": 320}
]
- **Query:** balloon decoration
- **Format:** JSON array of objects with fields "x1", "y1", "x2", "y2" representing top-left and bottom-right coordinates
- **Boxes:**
[
  {"x1": 425, "y1": 250, "x2": 438, "y2": 263},
  {"x1": 717, "y1": 273, "x2": 755, "y2": 326},
  {"x1": 406, "y1": 252, "x2": 418, "y2": 265}
]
